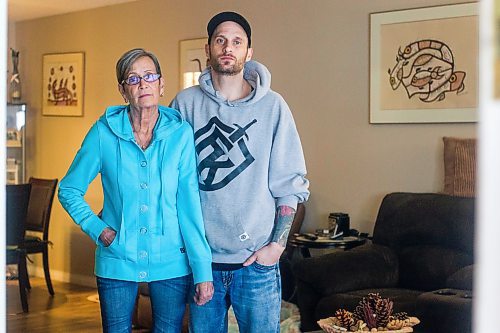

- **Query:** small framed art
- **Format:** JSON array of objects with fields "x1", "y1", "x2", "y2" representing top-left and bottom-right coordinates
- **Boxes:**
[
  {"x1": 179, "y1": 38, "x2": 207, "y2": 90},
  {"x1": 42, "y1": 52, "x2": 85, "y2": 116}
]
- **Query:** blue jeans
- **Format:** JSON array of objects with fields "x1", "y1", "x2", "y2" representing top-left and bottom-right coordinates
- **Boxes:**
[
  {"x1": 189, "y1": 262, "x2": 281, "y2": 333},
  {"x1": 97, "y1": 275, "x2": 191, "y2": 333}
]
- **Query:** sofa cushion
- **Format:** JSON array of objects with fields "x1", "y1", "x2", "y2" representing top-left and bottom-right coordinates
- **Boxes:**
[
  {"x1": 373, "y1": 193, "x2": 475, "y2": 255},
  {"x1": 293, "y1": 243, "x2": 399, "y2": 296},
  {"x1": 399, "y1": 245, "x2": 473, "y2": 291},
  {"x1": 416, "y1": 289, "x2": 472, "y2": 333},
  {"x1": 446, "y1": 265, "x2": 473, "y2": 290}
]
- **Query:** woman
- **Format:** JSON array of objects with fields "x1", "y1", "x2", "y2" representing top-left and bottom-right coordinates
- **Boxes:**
[{"x1": 59, "y1": 48, "x2": 213, "y2": 333}]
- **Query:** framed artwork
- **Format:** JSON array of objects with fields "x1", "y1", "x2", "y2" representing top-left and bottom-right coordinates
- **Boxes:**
[
  {"x1": 42, "y1": 52, "x2": 85, "y2": 116},
  {"x1": 370, "y1": 3, "x2": 478, "y2": 123},
  {"x1": 179, "y1": 38, "x2": 207, "y2": 90}
]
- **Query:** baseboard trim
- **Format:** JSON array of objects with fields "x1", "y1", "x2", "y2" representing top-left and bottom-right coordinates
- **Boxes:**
[{"x1": 30, "y1": 265, "x2": 96, "y2": 288}]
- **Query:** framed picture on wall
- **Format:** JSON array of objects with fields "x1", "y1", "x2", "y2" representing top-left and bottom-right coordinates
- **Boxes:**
[
  {"x1": 42, "y1": 52, "x2": 85, "y2": 116},
  {"x1": 370, "y1": 3, "x2": 478, "y2": 123},
  {"x1": 179, "y1": 38, "x2": 207, "y2": 91}
]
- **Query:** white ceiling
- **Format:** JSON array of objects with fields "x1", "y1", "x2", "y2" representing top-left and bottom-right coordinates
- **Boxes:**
[{"x1": 8, "y1": 0, "x2": 140, "y2": 22}]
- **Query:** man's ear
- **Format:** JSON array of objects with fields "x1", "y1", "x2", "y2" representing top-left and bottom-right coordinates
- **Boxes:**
[
  {"x1": 246, "y1": 48, "x2": 253, "y2": 62},
  {"x1": 205, "y1": 44, "x2": 210, "y2": 60}
]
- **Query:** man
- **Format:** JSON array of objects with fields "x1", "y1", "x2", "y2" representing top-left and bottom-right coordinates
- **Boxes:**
[{"x1": 171, "y1": 11, "x2": 309, "y2": 333}]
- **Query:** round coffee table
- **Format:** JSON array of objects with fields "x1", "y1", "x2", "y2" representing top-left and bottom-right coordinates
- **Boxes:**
[{"x1": 289, "y1": 235, "x2": 367, "y2": 257}]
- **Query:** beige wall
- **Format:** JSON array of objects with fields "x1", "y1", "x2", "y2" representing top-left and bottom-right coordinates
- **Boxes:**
[{"x1": 12, "y1": 0, "x2": 476, "y2": 284}]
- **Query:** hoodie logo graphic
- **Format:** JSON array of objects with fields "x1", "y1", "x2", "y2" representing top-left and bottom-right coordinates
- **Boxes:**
[{"x1": 194, "y1": 116, "x2": 257, "y2": 191}]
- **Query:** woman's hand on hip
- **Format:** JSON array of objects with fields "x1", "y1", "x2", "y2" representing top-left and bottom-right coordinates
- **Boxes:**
[
  {"x1": 194, "y1": 281, "x2": 214, "y2": 306},
  {"x1": 99, "y1": 227, "x2": 116, "y2": 247}
]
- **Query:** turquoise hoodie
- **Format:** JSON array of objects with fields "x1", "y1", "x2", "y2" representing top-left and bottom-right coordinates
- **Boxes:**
[{"x1": 58, "y1": 105, "x2": 212, "y2": 284}]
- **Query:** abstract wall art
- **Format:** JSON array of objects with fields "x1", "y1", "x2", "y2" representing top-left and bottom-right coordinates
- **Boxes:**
[
  {"x1": 42, "y1": 52, "x2": 85, "y2": 116},
  {"x1": 370, "y1": 3, "x2": 478, "y2": 123}
]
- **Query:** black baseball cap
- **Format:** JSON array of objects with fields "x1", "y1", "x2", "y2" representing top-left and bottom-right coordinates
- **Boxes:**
[{"x1": 207, "y1": 11, "x2": 252, "y2": 47}]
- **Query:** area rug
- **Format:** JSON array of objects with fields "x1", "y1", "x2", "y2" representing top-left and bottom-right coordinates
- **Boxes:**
[{"x1": 227, "y1": 301, "x2": 301, "y2": 333}]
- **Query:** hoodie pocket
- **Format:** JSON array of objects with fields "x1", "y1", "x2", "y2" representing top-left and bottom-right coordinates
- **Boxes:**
[
  {"x1": 154, "y1": 219, "x2": 186, "y2": 263},
  {"x1": 202, "y1": 202, "x2": 256, "y2": 253},
  {"x1": 98, "y1": 235, "x2": 125, "y2": 260}
]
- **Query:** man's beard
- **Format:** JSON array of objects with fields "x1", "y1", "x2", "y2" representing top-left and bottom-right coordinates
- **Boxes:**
[{"x1": 208, "y1": 51, "x2": 247, "y2": 76}]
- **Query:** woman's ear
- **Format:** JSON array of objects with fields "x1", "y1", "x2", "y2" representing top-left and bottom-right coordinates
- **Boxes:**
[
  {"x1": 159, "y1": 77, "x2": 165, "y2": 97},
  {"x1": 118, "y1": 84, "x2": 128, "y2": 103}
]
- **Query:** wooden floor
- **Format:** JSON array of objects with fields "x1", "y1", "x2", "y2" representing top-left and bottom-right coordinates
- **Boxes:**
[{"x1": 6, "y1": 277, "x2": 149, "y2": 332}]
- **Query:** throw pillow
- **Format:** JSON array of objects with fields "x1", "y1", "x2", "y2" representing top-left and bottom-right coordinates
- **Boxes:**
[{"x1": 443, "y1": 137, "x2": 476, "y2": 197}]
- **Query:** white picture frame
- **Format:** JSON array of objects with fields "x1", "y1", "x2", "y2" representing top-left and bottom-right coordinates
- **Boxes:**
[{"x1": 179, "y1": 38, "x2": 207, "y2": 91}]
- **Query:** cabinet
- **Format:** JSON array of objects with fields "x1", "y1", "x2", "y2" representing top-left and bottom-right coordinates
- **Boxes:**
[{"x1": 6, "y1": 103, "x2": 26, "y2": 184}]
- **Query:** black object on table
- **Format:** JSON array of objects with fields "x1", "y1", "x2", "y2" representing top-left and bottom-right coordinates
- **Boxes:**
[{"x1": 289, "y1": 235, "x2": 367, "y2": 257}]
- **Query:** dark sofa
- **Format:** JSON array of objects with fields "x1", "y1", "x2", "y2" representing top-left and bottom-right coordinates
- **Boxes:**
[{"x1": 293, "y1": 192, "x2": 474, "y2": 332}]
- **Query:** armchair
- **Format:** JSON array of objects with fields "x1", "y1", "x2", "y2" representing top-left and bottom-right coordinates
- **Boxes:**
[{"x1": 293, "y1": 192, "x2": 474, "y2": 332}]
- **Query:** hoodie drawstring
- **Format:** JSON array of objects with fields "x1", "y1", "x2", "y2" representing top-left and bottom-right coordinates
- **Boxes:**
[
  {"x1": 117, "y1": 138, "x2": 126, "y2": 245},
  {"x1": 160, "y1": 143, "x2": 166, "y2": 236}
]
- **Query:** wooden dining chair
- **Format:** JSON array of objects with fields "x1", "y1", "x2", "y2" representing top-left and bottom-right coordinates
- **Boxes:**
[
  {"x1": 23, "y1": 177, "x2": 58, "y2": 296},
  {"x1": 6, "y1": 183, "x2": 32, "y2": 313}
]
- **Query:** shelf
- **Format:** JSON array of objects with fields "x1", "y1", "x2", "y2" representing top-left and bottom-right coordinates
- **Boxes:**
[
  {"x1": 7, "y1": 140, "x2": 22, "y2": 148},
  {"x1": 6, "y1": 103, "x2": 26, "y2": 184}
]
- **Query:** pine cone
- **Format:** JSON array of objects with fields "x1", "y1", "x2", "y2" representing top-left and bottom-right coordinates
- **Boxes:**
[
  {"x1": 353, "y1": 304, "x2": 364, "y2": 322},
  {"x1": 353, "y1": 293, "x2": 395, "y2": 329},
  {"x1": 335, "y1": 309, "x2": 354, "y2": 328},
  {"x1": 353, "y1": 294, "x2": 379, "y2": 321},
  {"x1": 362, "y1": 303, "x2": 377, "y2": 329},
  {"x1": 369, "y1": 292, "x2": 380, "y2": 300},
  {"x1": 390, "y1": 312, "x2": 409, "y2": 321},
  {"x1": 375, "y1": 297, "x2": 393, "y2": 327}
]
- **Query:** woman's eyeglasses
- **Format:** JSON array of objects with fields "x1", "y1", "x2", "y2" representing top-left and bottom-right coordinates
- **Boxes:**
[{"x1": 122, "y1": 73, "x2": 161, "y2": 85}]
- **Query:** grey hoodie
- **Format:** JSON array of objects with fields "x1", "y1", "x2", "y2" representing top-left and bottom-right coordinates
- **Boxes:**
[{"x1": 171, "y1": 60, "x2": 309, "y2": 263}]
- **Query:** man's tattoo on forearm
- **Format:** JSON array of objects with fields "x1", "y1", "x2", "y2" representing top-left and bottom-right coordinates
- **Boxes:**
[{"x1": 271, "y1": 206, "x2": 296, "y2": 247}]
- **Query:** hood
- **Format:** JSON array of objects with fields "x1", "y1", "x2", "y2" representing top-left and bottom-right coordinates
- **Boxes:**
[
  {"x1": 100, "y1": 105, "x2": 183, "y2": 141},
  {"x1": 198, "y1": 60, "x2": 271, "y2": 106}
]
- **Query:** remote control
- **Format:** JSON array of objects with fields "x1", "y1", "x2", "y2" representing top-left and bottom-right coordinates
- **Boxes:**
[{"x1": 330, "y1": 232, "x2": 344, "y2": 240}]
